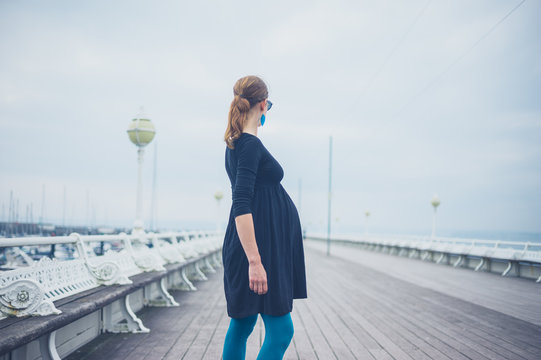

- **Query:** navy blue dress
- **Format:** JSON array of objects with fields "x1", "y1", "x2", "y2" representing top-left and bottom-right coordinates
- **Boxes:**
[{"x1": 222, "y1": 132, "x2": 308, "y2": 318}]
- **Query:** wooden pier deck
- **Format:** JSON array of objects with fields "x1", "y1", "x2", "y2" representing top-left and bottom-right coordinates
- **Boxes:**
[{"x1": 67, "y1": 239, "x2": 541, "y2": 360}]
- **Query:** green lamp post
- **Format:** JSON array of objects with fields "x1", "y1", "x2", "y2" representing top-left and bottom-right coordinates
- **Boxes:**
[
  {"x1": 364, "y1": 210, "x2": 370, "y2": 236},
  {"x1": 431, "y1": 194, "x2": 440, "y2": 238},
  {"x1": 214, "y1": 190, "x2": 223, "y2": 232},
  {"x1": 127, "y1": 107, "x2": 156, "y2": 233}
]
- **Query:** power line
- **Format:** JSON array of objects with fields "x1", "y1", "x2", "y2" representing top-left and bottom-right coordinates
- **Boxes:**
[
  {"x1": 360, "y1": 0, "x2": 432, "y2": 97},
  {"x1": 392, "y1": 0, "x2": 527, "y2": 118},
  {"x1": 333, "y1": 0, "x2": 432, "y2": 137}
]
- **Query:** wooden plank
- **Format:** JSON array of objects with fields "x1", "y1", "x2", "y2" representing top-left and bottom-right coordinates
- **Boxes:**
[
  {"x1": 295, "y1": 299, "x2": 338, "y2": 359},
  {"x1": 305, "y1": 242, "x2": 541, "y2": 355},
  {"x1": 314, "y1": 273, "x2": 480, "y2": 360},
  {"x1": 180, "y1": 286, "x2": 229, "y2": 359},
  {"x1": 61, "y1": 243, "x2": 541, "y2": 360},
  {"x1": 160, "y1": 283, "x2": 224, "y2": 360},
  {"x1": 358, "y1": 284, "x2": 513, "y2": 360},
  {"x1": 304, "y1": 240, "x2": 541, "y2": 325},
  {"x1": 304, "y1": 282, "x2": 376, "y2": 360},
  {"x1": 301, "y1": 283, "x2": 362, "y2": 359},
  {"x1": 307, "y1": 256, "x2": 415, "y2": 360},
  {"x1": 302, "y1": 252, "x2": 394, "y2": 359},
  {"x1": 384, "y1": 285, "x2": 541, "y2": 359},
  {"x1": 313, "y1": 251, "x2": 491, "y2": 360},
  {"x1": 306, "y1": 246, "x2": 476, "y2": 360},
  {"x1": 65, "y1": 273, "x2": 223, "y2": 360},
  {"x1": 418, "y1": 293, "x2": 541, "y2": 353},
  {"x1": 336, "y1": 255, "x2": 541, "y2": 359},
  {"x1": 290, "y1": 302, "x2": 317, "y2": 359},
  {"x1": 309, "y1": 246, "x2": 534, "y2": 360},
  {"x1": 123, "y1": 280, "x2": 223, "y2": 359},
  {"x1": 202, "y1": 302, "x2": 230, "y2": 359},
  {"x1": 308, "y1": 284, "x2": 440, "y2": 360}
]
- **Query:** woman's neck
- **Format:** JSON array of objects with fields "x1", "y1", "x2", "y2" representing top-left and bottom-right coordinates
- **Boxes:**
[{"x1": 242, "y1": 126, "x2": 258, "y2": 137}]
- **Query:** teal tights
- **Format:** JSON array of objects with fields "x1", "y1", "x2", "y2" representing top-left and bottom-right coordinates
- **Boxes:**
[{"x1": 222, "y1": 312, "x2": 294, "y2": 360}]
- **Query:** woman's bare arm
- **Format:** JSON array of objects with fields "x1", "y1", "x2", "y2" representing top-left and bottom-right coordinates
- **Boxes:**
[{"x1": 235, "y1": 213, "x2": 267, "y2": 295}]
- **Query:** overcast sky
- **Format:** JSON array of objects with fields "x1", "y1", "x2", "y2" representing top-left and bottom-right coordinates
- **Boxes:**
[{"x1": 1, "y1": 0, "x2": 539, "y2": 237}]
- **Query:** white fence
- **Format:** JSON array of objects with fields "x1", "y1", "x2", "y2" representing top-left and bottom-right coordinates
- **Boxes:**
[{"x1": 306, "y1": 232, "x2": 541, "y2": 282}]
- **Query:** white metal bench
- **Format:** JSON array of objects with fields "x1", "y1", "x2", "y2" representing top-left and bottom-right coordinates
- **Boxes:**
[{"x1": 0, "y1": 230, "x2": 223, "y2": 360}]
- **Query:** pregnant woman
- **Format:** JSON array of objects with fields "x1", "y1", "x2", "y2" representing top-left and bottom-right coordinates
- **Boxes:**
[{"x1": 221, "y1": 75, "x2": 307, "y2": 360}]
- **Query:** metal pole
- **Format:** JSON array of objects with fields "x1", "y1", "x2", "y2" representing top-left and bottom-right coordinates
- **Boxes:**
[
  {"x1": 216, "y1": 199, "x2": 220, "y2": 232},
  {"x1": 431, "y1": 207, "x2": 437, "y2": 238},
  {"x1": 8, "y1": 190, "x2": 13, "y2": 236},
  {"x1": 86, "y1": 189, "x2": 90, "y2": 228},
  {"x1": 15, "y1": 198, "x2": 19, "y2": 236},
  {"x1": 135, "y1": 147, "x2": 145, "y2": 231},
  {"x1": 62, "y1": 185, "x2": 66, "y2": 228},
  {"x1": 40, "y1": 185, "x2": 45, "y2": 227},
  {"x1": 327, "y1": 135, "x2": 333, "y2": 256},
  {"x1": 30, "y1": 202, "x2": 33, "y2": 234},
  {"x1": 150, "y1": 140, "x2": 157, "y2": 231},
  {"x1": 25, "y1": 204, "x2": 29, "y2": 234}
]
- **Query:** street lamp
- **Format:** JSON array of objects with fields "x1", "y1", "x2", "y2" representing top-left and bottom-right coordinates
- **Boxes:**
[
  {"x1": 214, "y1": 190, "x2": 223, "y2": 232},
  {"x1": 364, "y1": 210, "x2": 370, "y2": 236},
  {"x1": 127, "y1": 107, "x2": 156, "y2": 234},
  {"x1": 431, "y1": 194, "x2": 440, "y2": 238}
]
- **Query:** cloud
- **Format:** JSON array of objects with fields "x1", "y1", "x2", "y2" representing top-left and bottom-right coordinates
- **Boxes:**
[
  {"x1": 0, "y1": 0, "x2": 540, "y2": 235},
  {"x1": 262, "y1": 2, "x2": 365, "y2": 58}
]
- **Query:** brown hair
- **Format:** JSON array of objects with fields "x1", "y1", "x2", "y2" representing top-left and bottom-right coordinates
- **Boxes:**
[{"x1": 224, "y1": 75, "x2": 268, "y2": 149}]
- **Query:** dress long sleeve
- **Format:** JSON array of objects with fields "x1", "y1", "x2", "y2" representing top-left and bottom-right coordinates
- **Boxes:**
[
  {"x1": 232, "y1": 137, "x2": 261, "y2": 218},
  {"x1": 223, "y1": 132, "x2": 308, "y2": 318}
]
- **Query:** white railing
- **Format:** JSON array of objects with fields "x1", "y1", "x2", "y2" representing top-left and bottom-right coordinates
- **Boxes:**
[
  {"x1": 0, "y1": 230, "x2": 223, "y2": 320},
  {"x1": 306, "y1": 232, "x2": 541, "y2": 282},
  {"x1": 0, "y1": 229, "x2": 224, "y2": 359}
]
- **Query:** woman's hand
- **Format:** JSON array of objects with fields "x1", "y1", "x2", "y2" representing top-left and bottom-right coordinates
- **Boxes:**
[
  {"x1": 249, "y1": 260, "x2": 268, "y2": 295},
  {"x1": 234, "y1": 213, "x2": 267, "y2": 295}
]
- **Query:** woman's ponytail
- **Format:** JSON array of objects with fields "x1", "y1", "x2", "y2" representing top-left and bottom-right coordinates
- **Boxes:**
[{"x1": 224, "y1": 75, "x2": 268, "y2": 149}]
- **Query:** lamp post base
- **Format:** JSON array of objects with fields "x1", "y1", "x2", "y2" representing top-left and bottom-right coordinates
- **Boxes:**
[{"x1": 132, "y1": 220, "x2": 145, "y2": 235}]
